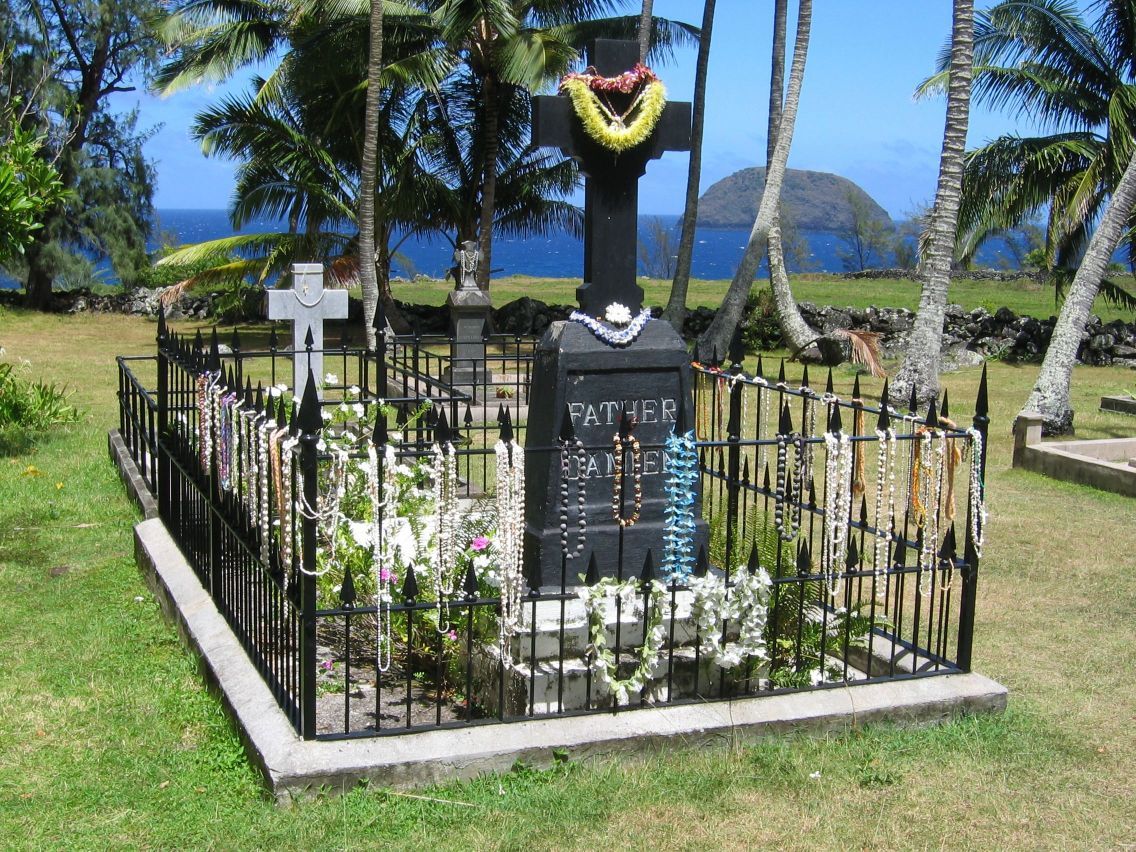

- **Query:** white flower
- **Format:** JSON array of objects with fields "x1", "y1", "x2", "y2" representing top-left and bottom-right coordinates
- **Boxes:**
[
  {"x1": 604, "y1": 302, "x2": 632, "y2": 326},
  {"x1": 268, "y1": 386, "x2": 282, "y2": 397},
  {"x1": 324, "y1": 372, "x2": 339, "y2": 384},
  {"x1": 347, "y1": 520, "x2": 372, "y2": 548},
  {"x1": 353, "y1": 402, "x2": 365, "y2": 418},
  {"x1": 339, "y1": 402, "x2": 350, "y2": 413},
  {"x1": 347, "y1": 385, "x2": 361, "y2": 397},
  {"x1": 809, "y1": 771, "x2": 822, "y2": 780},
  {"x1": 275, "y1": 383, "x2": 289, "y2": 394},
  {"x1": 321, "y1": 410, "x2": 332, "y2": 422}
]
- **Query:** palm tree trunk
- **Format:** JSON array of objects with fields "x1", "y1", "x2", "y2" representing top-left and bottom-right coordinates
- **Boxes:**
[
  {"x1": 695, "y1": 0, "x2": 812, "y2": 362},
  {"x1": 1021, "y1": 150, "x2": 1136, "y2": 434},
  {"x1": 357, "y1": 0, "x2": 385, "y2": 349},
  {"x1": 765, "y1": 0, "x2": 814, "y2": 352},
  {"x1": 638, "y1": 0, "x2": 654, "y2": 63},
  {"x1": 475, "y1": 73, "x2": 499, "y2": 291},
  {"x1": 662, "y1": 0, "x2": 715, "y2": 332},
  {"x1": 892, "y1": 0, "x2": 973, "y2": 406}
]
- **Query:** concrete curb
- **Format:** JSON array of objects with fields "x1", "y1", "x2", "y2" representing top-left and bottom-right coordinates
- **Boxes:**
[
  {"x1": 132, "y1": 514, "x2": 1008, "y2": 803},
  {"x1": 108, "y1": 429, "x2": 159, "y2": 519}
]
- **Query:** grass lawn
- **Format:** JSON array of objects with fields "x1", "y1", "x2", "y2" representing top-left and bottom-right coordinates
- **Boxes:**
[{"x1": 0, "y1": 304, "x2": 1134, "y2": 849}]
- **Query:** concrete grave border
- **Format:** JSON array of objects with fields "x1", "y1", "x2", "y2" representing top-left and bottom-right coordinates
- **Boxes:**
[
  {"x1": 1013, "y1": 413, "x2": 1136, "y2": 498},
  {"x1": 114, "y1": 429, "x2": 1008, "y2": 802}
]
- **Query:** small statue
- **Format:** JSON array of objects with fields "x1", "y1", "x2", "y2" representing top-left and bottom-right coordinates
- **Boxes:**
[{"x1": 453, "y1": 239, "x2": 479, "y2": 290}]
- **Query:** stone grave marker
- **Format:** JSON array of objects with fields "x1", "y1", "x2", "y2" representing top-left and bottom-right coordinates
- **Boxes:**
[
  {"x1": 445, "y1": 240, "x2": 493, "y2": 399},
  {"x1": 524, "y1": 39, "x2": 703, "y2": 589},
  {"x1": 266, "y1": 262, "x2": 349, "y2": 400}
]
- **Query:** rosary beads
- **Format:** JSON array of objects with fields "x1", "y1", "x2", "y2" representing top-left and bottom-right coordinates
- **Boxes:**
[{"x1": 611, "y1": 430, "x2": 643, "y2": 528}]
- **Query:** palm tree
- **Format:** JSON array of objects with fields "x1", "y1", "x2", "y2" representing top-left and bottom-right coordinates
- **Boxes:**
[
  {"x1": 662, "y1": 0, "x2": 715, "y2": 333},
  {"x1": 637, "y1": 0, "x2": 653, "y2": 61},
  {"x1": 893, "y1": 0, "x2": 974, "y2": 406},
  {"x1": 1021, "y1": 149, "x2": 1136, "y2": 433},
  {"x1": 921, "y1": 0, "x2": 1136, "y2": 297},
  {"x1": 764, "y1": 0, "x2": 814, "y2": 354},
  {"x1": 695, "y1": 0, "x2": 812, "y2": 362},
  {"x1": 358, "y1": 0, "x2": 386, "y2": 347}
]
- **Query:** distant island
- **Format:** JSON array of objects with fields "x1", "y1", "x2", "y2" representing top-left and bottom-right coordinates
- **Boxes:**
[{"x1": 697, "y1": 167, "x2": 892, "y2": 232}]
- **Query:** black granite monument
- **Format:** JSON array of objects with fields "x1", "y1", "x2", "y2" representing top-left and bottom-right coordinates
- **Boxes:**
[{"x1": 524, "y1": 39, "x2": 704, "y2": 589}]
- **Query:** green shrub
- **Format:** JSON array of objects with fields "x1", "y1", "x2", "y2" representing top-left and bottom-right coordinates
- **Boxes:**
[{"x1": 0, "y1": 360, "x2": 81, "y2": 454}]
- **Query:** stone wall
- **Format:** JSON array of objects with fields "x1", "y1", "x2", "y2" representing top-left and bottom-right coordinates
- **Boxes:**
[{"x1": 6, "y1": 286, "x2": 1135, "y2": 369}]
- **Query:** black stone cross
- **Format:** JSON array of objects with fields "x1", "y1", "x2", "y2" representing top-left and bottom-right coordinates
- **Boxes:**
[{"x1": 532, "y1": 39, "x2": 691, "y2": 317}]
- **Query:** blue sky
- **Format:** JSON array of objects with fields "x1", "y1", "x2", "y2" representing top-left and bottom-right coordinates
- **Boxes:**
[{"x1": 131, "y1": 1, "x2": 1049, "y2": 220}]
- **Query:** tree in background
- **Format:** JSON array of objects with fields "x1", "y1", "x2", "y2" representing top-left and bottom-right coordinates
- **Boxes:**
[
  {"x1": 357, "y1": 0, "x2": 386, "y2": 346},
  {"x1": 4, "y1": 0, "x2": 161, "y2": 308},
  {"x1": 892, "y1": 0, "x2": 974, "y2": 406},
  {"x1": 695, "y1": 0, "x2": 812, "y2": 362},
  {"x1": 1021, "y1": 149, "x2": 1136, "y2": 433},
  {"x1": 763, "y1": 0, "x2": 815, "y2": 354},
  {"x1": 0, "y1": 90, "x2": 68, "y2": 266},
  {"x1": 638, "y1": 215, "x2": 676, "y2": 278},
  {"x1": 663, "y1": 0, "x2": 715, "y2": 332},
  {"x1": 836, "y1": 188, "x2": 893, "y2": 271},
  {"x1": 637, "y1": 0, "x2": 653, "y2": 61},
  {"x1": 923, "y1": 0, "x2": 1136, "y2": 304}
]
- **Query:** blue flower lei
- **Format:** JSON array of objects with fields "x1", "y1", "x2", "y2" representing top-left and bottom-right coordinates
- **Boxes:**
[
  {"x1": 569, "y1": 308, "x2": 653, "y2": 347},
  {"x1": 662, "y1": 428, "x2": 699, "y2": 578}
]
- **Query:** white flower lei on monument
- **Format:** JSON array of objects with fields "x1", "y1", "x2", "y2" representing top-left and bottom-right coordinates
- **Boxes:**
[
  {"x1": 569, "y1": 302, "x2": 653, "y2": 347},
  {"x1": 688, "y1": 567, "x2": 772, "y2": 669},
  {"x1": 580, "y1": 577, "x2": 670, "y2": 705},
  {"x1": 823, "y1": 429, "x2": 855, "y2": 599},
  {"x1": 494, "y1": 438, "x2": 526, "y2": 663}
]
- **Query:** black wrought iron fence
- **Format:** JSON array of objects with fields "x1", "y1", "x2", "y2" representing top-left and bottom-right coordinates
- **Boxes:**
[{"x1": 115, "y1": 315, "x2": 989, "y2": 741}]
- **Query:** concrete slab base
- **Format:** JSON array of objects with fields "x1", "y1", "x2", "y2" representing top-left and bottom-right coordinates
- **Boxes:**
[
  {"x1": 1101, "y1": 394, "x2": 1136, "y2": 416},
  {"x1": 1013, "y1": 413, "x2": 1136, "y2": 497},
  {"x1": 129, "y1": 510, "x2": 1007, "y2": 803}
]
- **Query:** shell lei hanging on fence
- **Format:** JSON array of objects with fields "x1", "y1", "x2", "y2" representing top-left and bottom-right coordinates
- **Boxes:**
[
  {"x1": 611, "y1": 430, "x2": 643, "y2": 527},
  {"x1": 296, "y1": 446, "x2": 348, "y2": 577},
  {"x1": 367, "y1": 441, "x2": 396, "y2": 672},
  {"x1": 257, "y1": 415, "x2": 276, "y2": 566},
  {"x1": 689, "y1": 567, "x2": 772, "y2": 669},
  {"x1": 494, "y1": 438, "x2": 526, "y2": 665},
  {"x1": 196, "y1": 371, "x2": 220, "y2": 471},
  {"x1": 559, "y1": 64, "x2": 667, "y2": 153},
  {"x1": 559, "y1": 438, "x2": 588, "y2": 560},
  {"x1": 872, "y1": 427, "x2": 898, "y2": 594},
  {"x1": 432, "y1": 439, "x2": 460, "y2": 630},
  {"x1": 966, "y1": 427, "x2": 988, "y2": 558},
  {"x1": 773, "y1": 434, "x2": 801, "y2": 541},
  {"x1": 569, "y1": 305, "x2": 653, "y2": 347},
  {"x1": 580, "y1": 577, "x2": 671, "y2": 705},
  {"x1": 661, "y1": 429, "x2": 699, "y2": 578},
  {"x1": 822, "y1": 429, "x2": 855, "y2": 600}
]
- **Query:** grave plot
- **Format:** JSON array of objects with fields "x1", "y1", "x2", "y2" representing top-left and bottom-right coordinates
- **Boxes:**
[{"x1": 110, "y1": 41, "x2": 1003, "y2": 792}]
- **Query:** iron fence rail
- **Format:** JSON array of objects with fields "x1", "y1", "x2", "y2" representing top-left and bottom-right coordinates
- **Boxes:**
[{"x1": 114, "y1": 317, "x2": 988, "y2": 741}]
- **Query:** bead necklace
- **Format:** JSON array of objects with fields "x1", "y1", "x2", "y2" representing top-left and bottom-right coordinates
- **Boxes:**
[
  {"x1": 432, "y1": 440, "x2": 460, "y2": 630},
  {"x1": 366, "y1": 441, "x2": 394, "y2": 672},
  {"x1": 218, "y1": 392, "x2": 238, "y2": 491},
  {"x1": 257, "y1": 415, "x2": 275, "y2": 566},
  {"x1": 196, "y1": 371, "x2": 219, "y2": 471},
  {"x1": 822, "y1": 429, "x2": 854, "y2": 600},
  {"x1": 773, "y1": 434, "x2": 800, "y2": 541},
  {"x1": 279, "y1": 435, "x2": 297, "y2": 582},
  {"x1": 871, "y1": 427, "x2": 898, "y2": 593},
  {"x1": 296, "y1": 446, "x2": 348, "y2": 577},
  {"x1": 494, "y1": 438, "x2": 526, "y2": 664},
  {"x1": 611, "y1": 431, "x2": 643, "y2": 527},
  {"x1": 558, "y1": 438, "x2": 588, "y2": 560}
]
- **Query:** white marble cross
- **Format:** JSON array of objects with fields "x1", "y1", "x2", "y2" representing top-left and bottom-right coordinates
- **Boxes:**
[{"x1": 266, "y1": 263, "x2": 349, "y2": 401}]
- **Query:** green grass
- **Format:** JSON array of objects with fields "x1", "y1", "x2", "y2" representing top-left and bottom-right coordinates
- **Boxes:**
[
  {"x1": 392, "y1": 272, "x2": 1136, "y2": 323},
  {"x1": 0, "y1": 304, "x2": 1134, "y2": 848}
]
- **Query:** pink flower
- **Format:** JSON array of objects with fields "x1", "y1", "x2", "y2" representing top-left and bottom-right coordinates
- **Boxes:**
[
  {"x1": 447, "y1": 630, "x2": 458, "y2": 641},
  {"x1": 379, "y1": 567, "x2": 395, "y2": 583},
  {"x1": 320, "y1": 660, "x2": 333, "y2": 671},
  {"x1": 471, "y1": 536, "x2": 490, "y2": 552}
]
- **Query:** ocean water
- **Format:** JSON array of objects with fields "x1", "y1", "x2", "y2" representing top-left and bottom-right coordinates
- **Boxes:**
[{"x1": 2, "y1": 208, "x2": 1025, "y2": 290}]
